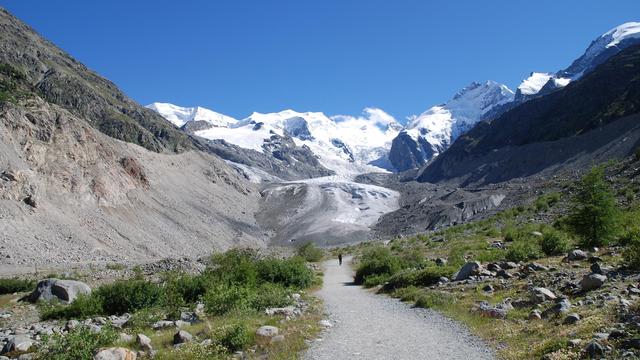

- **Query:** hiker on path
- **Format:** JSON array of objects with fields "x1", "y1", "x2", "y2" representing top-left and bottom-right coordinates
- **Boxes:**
[{"x1": 338, "y1": 253, "x2": 343, "y2": 266}]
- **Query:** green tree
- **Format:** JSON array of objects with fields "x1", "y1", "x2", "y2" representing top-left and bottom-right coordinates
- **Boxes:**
[{"x1": 568, "y1": 166, "x2": 619, "y2": 247}]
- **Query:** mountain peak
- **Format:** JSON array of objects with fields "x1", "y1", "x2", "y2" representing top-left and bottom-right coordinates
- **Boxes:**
[{"x1": 146, "y1": 102, "x2": 237, "y2": 128}]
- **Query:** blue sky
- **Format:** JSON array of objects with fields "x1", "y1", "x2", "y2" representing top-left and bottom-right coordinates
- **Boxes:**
[{"x1": 2, "y1": 1, "x2": 640, "y2": 121}]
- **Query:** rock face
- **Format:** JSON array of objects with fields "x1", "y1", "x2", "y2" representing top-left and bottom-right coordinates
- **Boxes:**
[
  {"x1": 173, "y1": 330, "x2": 193, "y2": 344},
  {"x1": 23, "y1": 279, "x2": 91, "y2": 304},
  {"x1": 454, "y1": 262, "x2": 482, "y2": 281},
  {"x1": 1, "y1": 335, "x2": 33, "y2": 354},
  {"x1": 93, "y1": 348, "x2": 137, "y2": 360},
  {"x1": 256, "y1": 325, "x2": 279, "y2": 339},
  {"x1": 568, "y1": 250, "x2": 589, "y2": 261},
  {"x1": 203, "y1": 136, "x2": 333, "y2": 181},
  {"x1": 0, "y1": 9, "x2": 265, "y2": 265},
  {"x1": 531, "y1": 287, "x2": 557, "y2": 303},
  {"x1": 581, "y1": 273, "x2": 607, "y2": 292},
  {"x1": 388, "y1": 132, "x2": 435, "y2": 172},
  {"x1": 388, "y1": 81, "x2": 514, "y2": 172}
]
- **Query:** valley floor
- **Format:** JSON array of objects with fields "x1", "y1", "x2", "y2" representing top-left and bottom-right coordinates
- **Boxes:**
[{"x1": 304, "y1": 257, "x2": 495, "y2": 360}]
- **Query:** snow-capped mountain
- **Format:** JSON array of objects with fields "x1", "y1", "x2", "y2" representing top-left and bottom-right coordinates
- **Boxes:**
[
  {"x1": 148, "y1": 104, "x2": 402, "y2": 176},
  {"x1": 147, "y1": 102, "x2": 237, "y2": 128},
  {"x1": 515, "y1": 22, "x2": 640, "y2": 101},
  {"x1": 388, "y1": 81, "x2": 514, "y2": 172}
]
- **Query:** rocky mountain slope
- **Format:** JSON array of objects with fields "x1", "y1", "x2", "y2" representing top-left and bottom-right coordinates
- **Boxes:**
[
  {"x1": 0, "y1": 8, "x2": 264, "y2": 266},
  {"x1": 418, "y1": 43, "x2": 640, "y2": 186}
]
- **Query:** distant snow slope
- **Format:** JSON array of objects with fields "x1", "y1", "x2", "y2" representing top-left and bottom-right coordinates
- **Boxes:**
[
  {"x1": 147, "y1": 103, "x2": 237, "y2": 128},
  {"x1": 257, "y1": 175, "x2": 400, "y2": 246},
  {"x1": 517, "y1": 22, "x2": 640, "y2": 98},
  {"x1": 149, "y1": 104, "x2": 401, "y2": 176},
  {"x1": 388, "y1": 81, "x2": 514, "y2": 170}
]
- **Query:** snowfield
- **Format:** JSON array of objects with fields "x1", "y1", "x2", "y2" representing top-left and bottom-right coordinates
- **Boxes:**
[{"x1": 257, "y1": 176, "x2": 400, "y2": 246}]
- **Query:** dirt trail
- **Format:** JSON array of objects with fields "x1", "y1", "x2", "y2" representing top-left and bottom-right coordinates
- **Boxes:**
[{"x1": 304, "y1": 256, "x2": 495, "y2": 360}]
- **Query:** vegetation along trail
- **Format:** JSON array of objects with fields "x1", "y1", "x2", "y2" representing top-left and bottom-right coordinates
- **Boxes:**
[{"x1": 304, "y1": 256, "x2": 495, "y2": 360}]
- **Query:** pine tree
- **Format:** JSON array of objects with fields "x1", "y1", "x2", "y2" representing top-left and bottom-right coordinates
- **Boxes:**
[{"x1": 568, "y1": 166, "x2": 619, "y2": 248}]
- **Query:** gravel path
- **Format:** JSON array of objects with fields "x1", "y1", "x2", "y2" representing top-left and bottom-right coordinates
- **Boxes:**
[{"x1": 304, "y1": 257, "x2": 496, "y2": 360}]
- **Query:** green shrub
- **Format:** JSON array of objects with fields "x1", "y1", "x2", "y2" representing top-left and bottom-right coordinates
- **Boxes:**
[
  {"x1": 354, "y1": 246, "x2": 404, "y2": 284},
  {"x1": 414, "y1": 291, "x2": 457, "y2": 309},
  {"x1": 539, "y1": 228, "x2": 572, "y2": 256},
  {"x1": 392, "y1": 286, "x2": 423, "y2": 302},
  {"x1": 125, "y1": 308, "x2": 165, "y2": 332},
  {"x1": 203, "y1": 284, "x2": 252, "y2": 316},
  {"x1": 624, "y1": 232, "x2": 640, "y2": 270},
  {"x1": 40, "y1": 293, "x2": 103, "y2": 320},
  {"x1": 0, "y1": 278, "x2": 35, "y2": 294},
  {"x1": 505, "y1": 240, "x2": 542, "y2": 262},
  {"x1": 209, "y1": 249, "x2": 260, "y2": 286},
  {"x1": 249, "y1": 283, "x2": 291, "y2": 310},
  {"x1": 216, "y1": 323, "x2": 252, "y2": 352},
  {"x1": 38, "y1": 325, "x2": 117, "y2": 360},
  {"x1": 96, "y1": 278, "x2": 163, "y2": 315},
  {"x1": 362, "y1": 274, "x2": 389, "y2": 288},
  {"x1": 503, "y1": 224, "x2": 518, "y2": 242},
  {"x1": 256, "y1": 256, "x2": 314, "y2": 289},
  {"x1": 296, "y1": 242, "x2": 324, "y2": 262},
  {"x1": 568, "y1": 166, "x2": 620, "y2": 247},
  {"x1": 155, "y1": 342, "x2": 227, "y2": 360},
  {"x1": 383, "y1": 266, "x2": 454, "y2": 291}
]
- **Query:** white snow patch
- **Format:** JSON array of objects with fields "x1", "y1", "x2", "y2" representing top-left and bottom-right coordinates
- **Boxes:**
[{"x1": 518, "y1": 72, "x2": 553, "y2": 96}]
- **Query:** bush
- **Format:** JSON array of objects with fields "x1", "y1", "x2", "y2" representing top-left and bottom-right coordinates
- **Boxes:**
[
  {"x1": 256, "y1": 256, "x2": 314, "y2": 289},
  {"x1": 38, "y1": 325, "x2": 117, "y2": 360},
  {"x1": 249, "y1": 283, "x2": 291, "y2": 310},
  {"x1": 414, "y1": 291, "x2": 457, "y2": 309},
  {"x1": 203, "y1": 284, "x2": 252, "y2": 316},
  {"x1": 539, "y1": 228, "x2": 572, "y2": 256},
  {"x1": 354, "y1": 247, "x2": 404, "y2": 284},
  {"x1": 40, "y1": 293, "x2": 103, "y2": 320},
  {"x1": 392, "y1": 286, "x2": 423, "y2": 302},
  {"x1": 362, "y1": 274, "x2": 389, "y2": 288},
  {"x1": 216, "y1": 323, "x2": 252, "y2": 352},
  {"x1": 296, "y1": 242, "x2": 324, "y2": 262},
  {"x1": 505, "y1": 240, "x2": 542, "y2": 262},
  {"x1": 0, "y1": 278, "x2": 35, "y2": 294},
  {"x1": 624, "y1": 231, "x2": 640, "y2": 270},
  {"x1": 568, "y1": 166, "x2": 619, "y2": 247},
  {"x1": 155, "y1": 342, "x2": 228, "y2": 360},
  {"x1": 96, "y1": 278, "x2": 163, "y2": 315},
  {"x1": 383, "y1": 266, "x2": 454, "y2": 291}
]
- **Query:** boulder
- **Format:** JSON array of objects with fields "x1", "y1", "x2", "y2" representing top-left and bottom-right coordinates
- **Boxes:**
[
  {"x1": 622, "y1": 338, "x2": 640, "y2": 350},
  {"x1": 65, "y1": 320, "x2": 80, "y2": 332},
  {"x1": 581, "y1": 273, "x2": 607, "y2": 292},
  {"x1": 173, "y1": 330, "x2": 193, "y2": 345},
  {"x1": 93, "y1": 347, "x2": 136, "y2": 360},
  {"x1": 136, "y1": 334, "x2": 152, "y2": 352},
  {"x1": 256, "y1": 326, "x2": 279, "y2": 338},
  {"x1": 542, "y1": 298, "x2": 571, "y2": 318},
  {"x1": 1, "y1": 335, "x2": 34, "y2": 354},
  {"x1": 584, "y1": 341, "x2": 604, "y2": 358},
  {"x1": 528, "y1": 310, "x2": 542, "y2": 320},
  {"x1": 531, "y1": 287, "x2": 557, "y2": 303},
  {"x1": 454, "y1": 262, "x2": 482, "y2": 281},
  {"x1": 563, "y1": 313, "x2": 581, "y2": 325},
  {"x1": 567, "y1": 250, "x2": 588, "y2": 261},
  {"x1": 270, "y1": 335, "x2": 285, "y2": 344},
  {"x1": 487, "y1": 263, "x2": 502, "y2": 272},
  {"x1": 23, "y1": 279, "x2": 91, "y2": 304},
  {"x1": 151, "y1": 321, "x2": 174, "y2": 330},
  {"x1": 265, "y1": 306, "x2": 296, "y2": 317},
  {"x1": 435, "y1": 258, "x2": 448, "y2": 267},
  {"x1": 500, "y1": 262, "x2": 518, "y2": 270},
  {"x1": 477, "y1": 301, "x2": 507, "y2": 319}
]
